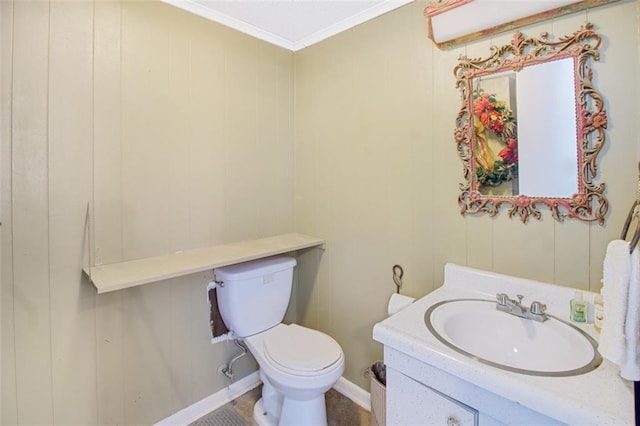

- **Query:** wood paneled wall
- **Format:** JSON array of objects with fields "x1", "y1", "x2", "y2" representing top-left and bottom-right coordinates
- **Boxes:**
[
  {"x1": 294, "y1": 0, "x2": 639, "y2": 389},
  {"x1": 2, "y1": 0, "x2": 638, "y2": 423},
  {"x1": 1, "y1": 1, "x2": 294, "y2": 424}
]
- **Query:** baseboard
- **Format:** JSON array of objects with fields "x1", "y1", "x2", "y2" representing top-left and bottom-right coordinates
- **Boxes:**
[
  {"x1": 155, "y1": 372, "x2": 370, "y2": 425},
  {"x1": 333, "y1": 376, "x2": 371, "y2": 412},
  {"x1": 154, "y1": 371, "x2": 261, "y2": 426}
]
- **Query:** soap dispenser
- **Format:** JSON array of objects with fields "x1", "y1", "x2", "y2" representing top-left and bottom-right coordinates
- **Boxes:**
[{"x1": 570, "y1": 291, "x2": 587, "y2": 323}]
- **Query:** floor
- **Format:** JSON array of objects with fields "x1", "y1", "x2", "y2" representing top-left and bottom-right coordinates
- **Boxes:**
[{"x1": 190, "y1": 385, "x2": 371, "y2": 426}]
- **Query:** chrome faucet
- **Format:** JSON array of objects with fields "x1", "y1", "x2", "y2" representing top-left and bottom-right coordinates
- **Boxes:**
[{"x1": 495, "y1": 293, "x2": 548, "y2": 322}]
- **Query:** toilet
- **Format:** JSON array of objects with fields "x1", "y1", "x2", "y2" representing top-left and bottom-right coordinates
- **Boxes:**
[{"x1": 215, "y1": 256, "x2": 345, "y2": 426}]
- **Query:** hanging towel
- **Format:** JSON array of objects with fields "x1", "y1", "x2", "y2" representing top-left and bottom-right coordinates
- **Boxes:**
[
  {"x1": 207, "y1": 282, "x2": 232, "y2": 344},
  {"x1": 599, "y1": 239, "x2": 631, "y2": 365},
  {"x1": 621, "y1": 247, "x2": 640, "y2": 380}
]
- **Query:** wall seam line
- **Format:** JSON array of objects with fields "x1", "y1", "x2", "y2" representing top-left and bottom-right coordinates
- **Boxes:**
[
  {"x1": 46, "y1": 0, "x2": 54, "y2": 421},
  {"x1": 91, "y1": 0, "x2": 99, "y2": 422},
  {"x1": 8, "y1": 0, "x2": 18, "y2": 422},
  {"x1": 119, "y1": 2, "x2": 125, "y2": 422}
]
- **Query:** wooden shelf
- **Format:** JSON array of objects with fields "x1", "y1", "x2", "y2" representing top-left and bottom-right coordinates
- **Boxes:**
[{"x1": 83, "y1": 233, "x2": 325, "y2": 294}]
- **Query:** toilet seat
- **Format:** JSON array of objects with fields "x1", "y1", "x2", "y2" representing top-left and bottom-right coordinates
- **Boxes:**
[{"x1": 263, "y1": 324, "x2": 343, "y2": 377}]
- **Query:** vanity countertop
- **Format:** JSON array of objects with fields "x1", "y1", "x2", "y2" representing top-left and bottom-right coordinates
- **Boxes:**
[{"x1": 373, "y1": 263, "x2": 634, "y2": 426}]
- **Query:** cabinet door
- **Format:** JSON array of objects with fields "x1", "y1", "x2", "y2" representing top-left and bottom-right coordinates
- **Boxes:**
[{"x1": 387, "y1": 367, "x2": 478, "y2": 426}]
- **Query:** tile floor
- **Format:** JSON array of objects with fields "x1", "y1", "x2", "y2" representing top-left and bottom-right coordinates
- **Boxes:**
[{"x1": 191, "y1": 385, "x2": 371, "y2": 426}]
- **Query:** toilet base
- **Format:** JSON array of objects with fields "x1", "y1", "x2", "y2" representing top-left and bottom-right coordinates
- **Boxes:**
[
  {"x1": 253, "y1": 398, "x2": 278, "y2": 426},
  {"x1": 252, "y1": 394, "x2": 328, "y2": 426}
]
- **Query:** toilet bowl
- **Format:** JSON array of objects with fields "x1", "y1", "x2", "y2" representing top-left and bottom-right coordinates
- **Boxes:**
[
  {"x1": 214, "y1": 256, "x2": 345, "y2": 426},
  {"x1": 245, "y1": 323, "x2": 345, "y2": 426}
]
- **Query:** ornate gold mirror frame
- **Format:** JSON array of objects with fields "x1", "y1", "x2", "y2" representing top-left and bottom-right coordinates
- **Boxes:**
[{"x1": 454, "y1": 23, "x2": 608, "y2": 223}]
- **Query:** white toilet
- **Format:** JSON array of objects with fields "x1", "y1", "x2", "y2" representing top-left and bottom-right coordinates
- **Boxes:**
[{"x1": 215, "y1": 256, "x2": 345, "y2": 426}]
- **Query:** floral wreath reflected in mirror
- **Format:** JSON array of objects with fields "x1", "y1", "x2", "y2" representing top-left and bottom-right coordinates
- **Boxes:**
[
  {"x1": 453, "y1": 23, "x2": 608, "y2": 223},
  {"x1": 473, "y1": 90, "x2": 518, "y2": 194}
]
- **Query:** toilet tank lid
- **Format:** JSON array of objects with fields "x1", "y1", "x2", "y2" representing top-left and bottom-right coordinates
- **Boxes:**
[{"x1": 215, "y1": 255, "x2": 296, "y2": 281}]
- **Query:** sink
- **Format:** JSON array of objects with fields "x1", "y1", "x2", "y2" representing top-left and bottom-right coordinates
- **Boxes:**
[{"x1": 425, "y1": 299, "x2": 602, "y2": 376}]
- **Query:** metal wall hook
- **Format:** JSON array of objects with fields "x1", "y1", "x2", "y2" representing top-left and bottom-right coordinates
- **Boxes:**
[{"x1": 392, "y1": 265, "x2": 404, "y2": 294}]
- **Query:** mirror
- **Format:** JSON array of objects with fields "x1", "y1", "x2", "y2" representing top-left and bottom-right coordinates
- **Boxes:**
[{"x1": 454, "y1": 23, "x2": 608, "y2": 223}]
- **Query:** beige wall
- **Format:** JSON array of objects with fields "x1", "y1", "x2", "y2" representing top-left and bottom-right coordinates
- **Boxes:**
[
  {"x1": 2, "y1": 0, "x2": 639, "y2": 424},
  {"x1": 1, "y1": 0, "x2": 293, "y2": 424},
  {"x1": 294, "y1": 0, "x2": 639, "y2": 389}
]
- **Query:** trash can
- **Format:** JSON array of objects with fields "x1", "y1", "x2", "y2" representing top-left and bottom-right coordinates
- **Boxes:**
[{"x1": 368, "y1": 361, "x2": 386, "y2": 426}]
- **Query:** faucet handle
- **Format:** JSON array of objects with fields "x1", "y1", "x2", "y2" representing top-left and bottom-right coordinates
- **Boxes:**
[
  {"x1": 496, "y1": 293, "x2": 509, "y2": 306},
  {"x1": 530, "y1": 301, "x2": 547, "y2": 315},
  {"x1": 516, "y1": 294, "x2": 524, "y2": 304}
]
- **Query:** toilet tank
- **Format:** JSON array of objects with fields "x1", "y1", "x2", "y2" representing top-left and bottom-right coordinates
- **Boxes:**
[{"x1": 215, "y1": 256, "x2": 297, "y2": 338}]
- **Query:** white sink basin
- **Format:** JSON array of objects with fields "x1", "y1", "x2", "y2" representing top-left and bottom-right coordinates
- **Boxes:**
[{"x1": 425, "y1": 299, "x2": 602, "y2": 376}]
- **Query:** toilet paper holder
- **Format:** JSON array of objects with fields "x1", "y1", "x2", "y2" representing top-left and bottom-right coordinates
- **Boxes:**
[{"x1": 388, "y1": 265, "x2": 415, "y2": 315}]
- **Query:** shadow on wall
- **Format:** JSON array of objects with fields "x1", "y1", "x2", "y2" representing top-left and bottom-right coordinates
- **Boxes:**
[{"x1": 289, "y1": 247, "x2": 324, "y2": 328}]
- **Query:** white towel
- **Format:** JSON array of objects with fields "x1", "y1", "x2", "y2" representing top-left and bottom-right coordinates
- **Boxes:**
[
  {"x1": 621, "y1": 247, "x2": 640, "y2": 380},
  {"x1": 599, "y1": 240, "x2": 631, "y2": 365}
]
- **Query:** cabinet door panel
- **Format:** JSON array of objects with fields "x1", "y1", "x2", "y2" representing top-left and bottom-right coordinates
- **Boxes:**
[{"x1": 387, "y1": 368, "x2": 478, "y2": 426}]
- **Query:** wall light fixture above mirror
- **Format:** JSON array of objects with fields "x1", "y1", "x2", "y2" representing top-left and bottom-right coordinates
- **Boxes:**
[
  {"x1": 424, "y1": 0, "x2": 620, "y2": 49},
  {"x1": 454, "y1": 23, "x2": 608, "y2": 223}
]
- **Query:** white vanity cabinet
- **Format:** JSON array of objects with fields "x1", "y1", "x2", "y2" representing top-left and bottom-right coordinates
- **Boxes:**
[
  {"x1": 374, "y1": 264, "x2": 633, "y2": 426},
  {"x1": 385, "y1": 347, "x2": 562, "y2": 426}
]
